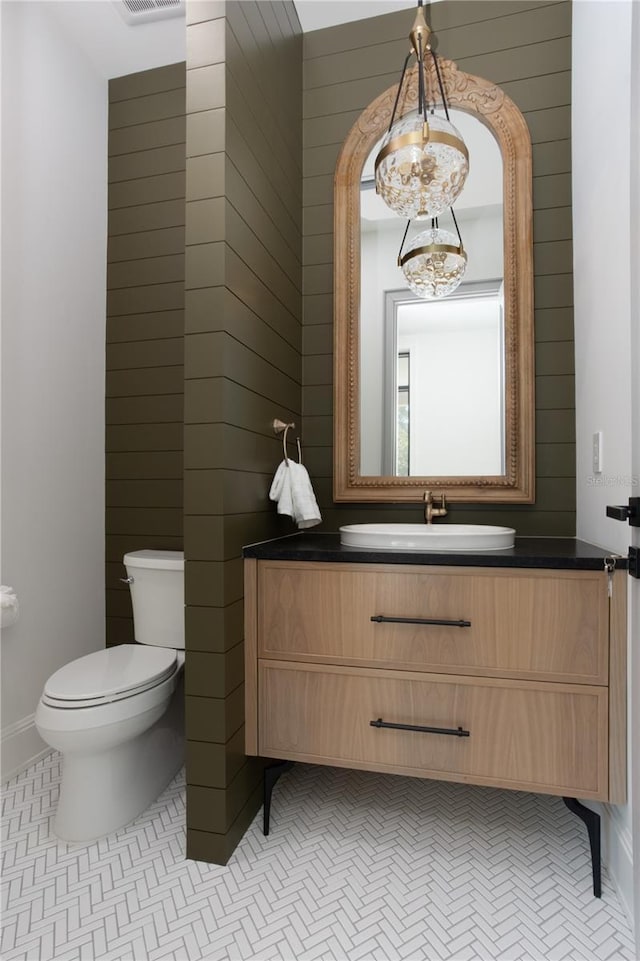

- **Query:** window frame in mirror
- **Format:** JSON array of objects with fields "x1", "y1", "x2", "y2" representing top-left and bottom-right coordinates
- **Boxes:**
[{"x1": 333, "y1": 58, "x2": 535, "y2": 503}]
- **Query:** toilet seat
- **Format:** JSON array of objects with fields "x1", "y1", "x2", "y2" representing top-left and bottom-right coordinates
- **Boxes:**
[{"x1": 42, "y1": 645, "x2": 178, "y2": 709}]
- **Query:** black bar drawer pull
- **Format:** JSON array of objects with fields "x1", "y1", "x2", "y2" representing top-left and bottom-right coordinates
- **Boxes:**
[
  {"x1": 370, "y1": 717, "x2": 470, "y2": 737},
  {"x1": 370, "y1": 614, "x2": 471, "y2": 628}
]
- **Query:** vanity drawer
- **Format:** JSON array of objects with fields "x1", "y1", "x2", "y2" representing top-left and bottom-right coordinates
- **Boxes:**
[
  {"x1": 259, "y1": 661, "x2": 609, "y2": 800},
  {"x1": 258, "y1": 562, "x2": 609, "y2": 684}
]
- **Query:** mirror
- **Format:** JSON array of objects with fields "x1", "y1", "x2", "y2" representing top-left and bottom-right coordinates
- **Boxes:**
[
  {"x1": 361, "y1": 111, "x2": 504, "y2": 477},
  {"x1": 334, "y1": 57, "x2": 534, "y2": 503}
]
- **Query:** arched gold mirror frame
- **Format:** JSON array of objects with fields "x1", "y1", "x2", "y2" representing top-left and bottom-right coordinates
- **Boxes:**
[{"x1": 334, "y1": 58, "x2": 535, "y2": 503}]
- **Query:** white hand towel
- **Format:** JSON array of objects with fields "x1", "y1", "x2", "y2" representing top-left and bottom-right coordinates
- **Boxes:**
[
  {"x1": 289, "y1": 462, "x2": 322, "y2": 529},
  {"x1": 269, "y1": 460, "x2": 295, "y2": 518}
]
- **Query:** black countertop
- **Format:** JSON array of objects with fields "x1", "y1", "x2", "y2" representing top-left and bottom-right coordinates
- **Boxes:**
[{"x1": 243, "y1": 532, "x2": 627, "y2": 571}]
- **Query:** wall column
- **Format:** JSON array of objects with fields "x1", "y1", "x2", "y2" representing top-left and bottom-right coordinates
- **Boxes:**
[{"x1": 184, "y1": 0, "x2": 302, "y2": 864}]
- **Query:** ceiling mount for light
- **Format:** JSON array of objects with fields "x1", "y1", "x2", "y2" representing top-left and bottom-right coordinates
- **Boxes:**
[{"x1": 374, "y1": 1, "x2": 469, "y2": 220}]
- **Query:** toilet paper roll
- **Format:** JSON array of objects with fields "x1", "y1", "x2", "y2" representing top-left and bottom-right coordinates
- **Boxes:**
[{"x1": 1, "y1": 587, "x2": 19, "y2": 629}]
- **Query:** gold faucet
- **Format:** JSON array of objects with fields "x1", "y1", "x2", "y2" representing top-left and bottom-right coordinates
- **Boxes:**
[{"x1": 424, "y1": 490, "x2": 447, "y2": 524}]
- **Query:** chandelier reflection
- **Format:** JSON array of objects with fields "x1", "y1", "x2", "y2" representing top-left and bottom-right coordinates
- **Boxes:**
[{"x1": 398, "y1": 213, "x2": 467, "y2": 299}]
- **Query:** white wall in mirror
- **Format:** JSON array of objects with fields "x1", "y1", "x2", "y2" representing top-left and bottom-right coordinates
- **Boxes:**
[
  {"x1": 394, "y1": 288, "x2": 504, "y2": 476},
  {"x1": 359, "y1": 109, "x2": 504, "y2": 475}
]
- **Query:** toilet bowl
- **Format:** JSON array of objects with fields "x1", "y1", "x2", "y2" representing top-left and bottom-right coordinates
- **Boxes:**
[{"x1": 35, "y1": 550, "x2": 185, "y2": 842}]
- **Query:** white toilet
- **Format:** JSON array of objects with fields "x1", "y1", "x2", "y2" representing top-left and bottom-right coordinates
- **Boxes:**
[{"x1": 35, "y1": 550, "x2": 185, "y2": 842}]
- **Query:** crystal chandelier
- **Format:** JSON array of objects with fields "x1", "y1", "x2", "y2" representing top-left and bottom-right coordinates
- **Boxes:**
[
  {"x1": 398, "y1": 214, "x2": 467, "y2": 299},
  {"x1": 374, "y1": 1, "x2": 469, "y2": 220}
]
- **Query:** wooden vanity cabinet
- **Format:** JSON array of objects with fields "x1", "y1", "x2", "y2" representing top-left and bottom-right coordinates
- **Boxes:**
[{"x1": 244, "y1": 560, "x2": 627, "y2": 805}]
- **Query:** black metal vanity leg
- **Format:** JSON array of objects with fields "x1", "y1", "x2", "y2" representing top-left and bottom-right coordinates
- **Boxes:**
[
  {"x1": 563, "y1": 797, "x2": 602, "y2": 897},
  {"x1": 263, "y1": 761, "x2": 294, "y2": 836}
]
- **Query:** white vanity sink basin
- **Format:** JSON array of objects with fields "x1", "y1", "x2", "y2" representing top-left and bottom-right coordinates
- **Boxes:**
[{"x1": 339, "y1": 523, "x2": 516, "y2": 552}]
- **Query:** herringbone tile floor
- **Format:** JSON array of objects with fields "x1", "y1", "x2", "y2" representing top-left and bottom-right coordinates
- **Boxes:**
[{"x1": 1, "y1": 752, "x2": 635, "y2": 961}]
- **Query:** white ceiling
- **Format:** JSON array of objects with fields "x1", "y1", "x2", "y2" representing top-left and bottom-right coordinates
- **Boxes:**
[
  {"x1": 293, "y1": 1, "x2": 418, "y2": 33},
  {"x1": 44, "y1": 0, "x2": 423, "y2": 80},
  {"x1": 46, "y1": 1, "x2": 186, "y2": 79}
]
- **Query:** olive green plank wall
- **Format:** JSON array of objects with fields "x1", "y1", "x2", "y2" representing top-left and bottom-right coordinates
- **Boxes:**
[
  {"x1": 106, "y1": 64, "x2": 186, "y2": 648},
  {"x1": 184, "y1": 0, "x2": 302, "y2": 864},
  {"x1": 302, "y1": 0, "x2": 575, "y2": 535}
]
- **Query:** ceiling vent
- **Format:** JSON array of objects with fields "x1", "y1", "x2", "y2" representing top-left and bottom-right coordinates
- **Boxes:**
[{"x1": 115, "y1": 0, "x2": 184, "y2": 26}]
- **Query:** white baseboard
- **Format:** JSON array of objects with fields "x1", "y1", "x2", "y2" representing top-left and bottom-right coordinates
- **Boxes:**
[
  {"x1": 602, "y1": 802, "x2": 634, "y2": 926},
  {"x1": 1, "y1": 714, "x2": 50, "y2": 784}
]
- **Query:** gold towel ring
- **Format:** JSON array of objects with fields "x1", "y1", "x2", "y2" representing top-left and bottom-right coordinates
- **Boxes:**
[{"x1": 273, "y1": 418, "x2": 302, "y2": 465}]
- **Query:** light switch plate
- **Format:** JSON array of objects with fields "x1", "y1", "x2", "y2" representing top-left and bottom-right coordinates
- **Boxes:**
[{"x1": 592, "y1": 431, "x2": 603, "y2": 473}]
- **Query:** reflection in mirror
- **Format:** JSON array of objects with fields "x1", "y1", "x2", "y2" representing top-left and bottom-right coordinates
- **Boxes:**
[
  {"x1": 360, "y1": 110, "x2": 505, "y2": 477},
  {"x1": 378, "y1": 281, "x2": 505, "y2": 477}
]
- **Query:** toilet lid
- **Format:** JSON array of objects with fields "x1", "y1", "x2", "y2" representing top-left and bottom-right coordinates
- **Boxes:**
[{"x1": 44, "y1": 645, "x2": 177, "y2": 703}]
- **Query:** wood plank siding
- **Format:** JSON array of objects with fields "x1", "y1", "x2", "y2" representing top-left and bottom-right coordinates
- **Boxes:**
[
  {"x1": 184, "y1": 0, "x2": 303, "y2": 864},
  {"x1": 302, "y1": 0, "x2": 575, "y2": 534},
  {"x1": 106, "y1": 64, "x2": 186, "y2": 648}
]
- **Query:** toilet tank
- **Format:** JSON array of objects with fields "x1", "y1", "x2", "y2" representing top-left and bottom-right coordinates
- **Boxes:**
[{"x1": 123, "y1": 550, "x2": 185, "y2": 650}]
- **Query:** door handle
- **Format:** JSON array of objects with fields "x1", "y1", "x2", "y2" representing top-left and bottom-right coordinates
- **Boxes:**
[{"x1": 606, "y1": 497, "x2": 639, "y2": 527}]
